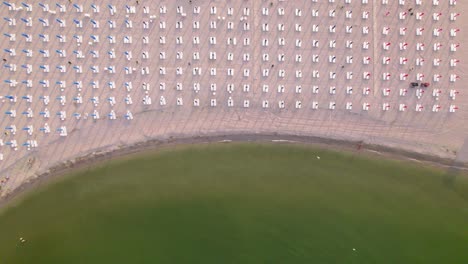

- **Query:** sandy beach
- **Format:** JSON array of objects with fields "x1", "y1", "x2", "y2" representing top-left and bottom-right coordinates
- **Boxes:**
[{"x1": 0, "y1": 0, "x2": 467, "y2": 199}]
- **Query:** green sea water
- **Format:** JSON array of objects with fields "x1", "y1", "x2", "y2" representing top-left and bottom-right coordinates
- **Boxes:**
[{"x1": 0, "y1": 144, "x2": 467, "y2": 263}]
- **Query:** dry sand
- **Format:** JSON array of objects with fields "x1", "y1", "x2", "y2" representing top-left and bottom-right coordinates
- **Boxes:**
[{"x1": 0, "y1": 0, "x2": 467, "y2": 198}]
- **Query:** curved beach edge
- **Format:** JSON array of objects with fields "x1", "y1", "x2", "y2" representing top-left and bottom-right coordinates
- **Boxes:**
[{"x1": 1, "y1": 133, "x2": 467, "y2": 209}]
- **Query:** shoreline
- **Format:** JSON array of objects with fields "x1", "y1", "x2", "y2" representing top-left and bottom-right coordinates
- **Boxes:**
[{"x1": 1, "y1": 133, "x2": 467, "y2": 209}]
